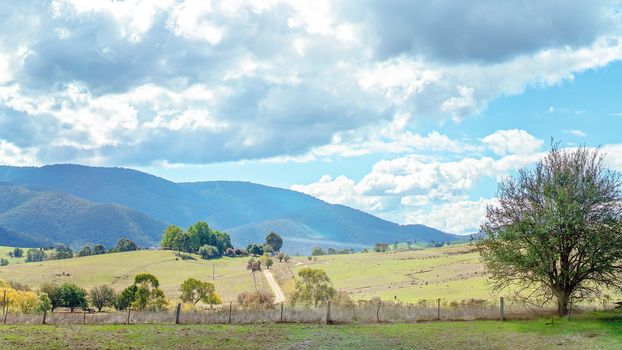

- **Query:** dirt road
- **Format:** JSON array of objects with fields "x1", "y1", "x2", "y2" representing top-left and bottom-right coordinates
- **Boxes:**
[{"x1": 263, "y1": 269, "x2": 286, "y2": 303}]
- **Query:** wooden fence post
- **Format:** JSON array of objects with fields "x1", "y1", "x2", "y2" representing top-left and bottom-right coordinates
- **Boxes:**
[
  {"x1": 280, "y1": 302, "x2": 284, "y2": 323},
  {"x1": 376, "y1": 300, "x2": 381, "y2": 323},
  {"x1": 42, "y1": 309, "x2": 47, "y2": 325},
  {"x1": 499, "y1": 297, "x2": 504, "y2": 321},
  {"x1": 3, "y1": 298, "x2": 8, "y2": 324},
  {"x1": 437, "y1": 298, "x2": 441, "y2": 321},
  {"x1": 326, "y1": 300, "x2": 331, "y2": 325},
  {"x1": 175, "y1": 303, "x2": 182, "y2": 324},
  {"x1": 126, "y1": 307, "x2": 131, "y2": 325},
  {"x1": 228, "y1": 302, "x2": 232, "y2": 324},
  {"x1": 83, "y1": 311, "x2": 87, "y2": 324}
]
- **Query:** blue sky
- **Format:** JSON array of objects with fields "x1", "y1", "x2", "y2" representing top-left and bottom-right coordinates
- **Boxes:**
[{"x1": 0, "y1": 1, "x2": 621, "y2": 233}]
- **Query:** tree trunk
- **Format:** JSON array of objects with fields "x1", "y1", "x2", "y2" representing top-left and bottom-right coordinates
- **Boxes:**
[{"x1": 557, "y1": 294, "x2": 569, "y2": 317}]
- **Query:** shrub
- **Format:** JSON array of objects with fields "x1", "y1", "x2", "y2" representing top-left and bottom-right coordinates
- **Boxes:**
[
  {"x1": 0, "y1": 258, "x2": 8, "y2": 266},
  {"x1": 237, "y1": 290, "x2": 274, "y2": 310},
  {"x1": 198, "y1": 245, "x2": 220, "y2": 259},
  {"x1": 247, "y1": 244, "x2": 264, "y2": 256},
  {"x1": 40, "y1": 283, "x2": 62, "y2": 311},
  {"x1": 332, "y1": 291, "x2": 355, "y2": 308},
  {"x1": 224, "y1": 247, "x2": 235, "y2": 257},
  {"x1": 234, "y1": 248, "x2": 247, "y2": 256},
  {"x1": 12, "y1": 248, "x2": 23, "y2": 258}
]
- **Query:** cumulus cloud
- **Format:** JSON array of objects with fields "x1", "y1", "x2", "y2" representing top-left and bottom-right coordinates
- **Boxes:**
[
  {"x1": 481, "y1": 129, "x2": 544, "y2": 156},
  {"x1": 0, "y1": 1, "x2": 619, "y2": 166},
  {"x1": 292, "y1": 132, "x2": 546, "y2": 233}
]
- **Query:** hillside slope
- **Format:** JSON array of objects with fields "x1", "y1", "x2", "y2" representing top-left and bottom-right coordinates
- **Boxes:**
[
  {"x1": 0, "y1": 165, "x2": 463, "y2": 252},
  {"x1": 0, "y1": 185, "x2": 167, "y2": 248}
]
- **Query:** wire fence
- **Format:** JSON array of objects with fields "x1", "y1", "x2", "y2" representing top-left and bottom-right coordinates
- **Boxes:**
[{"x1": 0, "y1": 297, "x2": 586, "y2": 325}]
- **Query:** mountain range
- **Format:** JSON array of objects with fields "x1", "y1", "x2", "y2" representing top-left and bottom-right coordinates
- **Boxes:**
[{"x1": 0, "y1": 164, "x2": 464, "y2": 253}]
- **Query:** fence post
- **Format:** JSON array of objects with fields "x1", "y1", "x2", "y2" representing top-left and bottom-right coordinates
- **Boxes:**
[
  {"x1": 3, "y1": 298, "x2": 8, "y2": 324},
  {"x1": 376, "y1": 300, "x2": 381, "y2": 323},
  {"x1": 228, "y1": 302, "x2": 232, "y2": 324},
  {"x1": 42, "y1": 309, "x2": 47, "y2": 325},
  {"x1": 175, "y1": 303, "x2": 182, "y2": 324},
  {"x1": 83, "y1": 311, "x2": 87, "y2": 324},
  {"x1": 127, "y1": 306, "x2": 131, "y2": 325},
  {"x1": 280, "y1": 302, "x2": 284, "y2": 323},
  {"x1": 437, "y1": 298, "x2": 440, "y2": 321},
  {"x1": 1, "y1": 291, "x2": 5, "y2": 323},
  {"x1": 499, "y1": 297, "x2": 504, "y2": 321},
  {"x1": 326, "y1": 300, "x2": 331, "y2": 325}
]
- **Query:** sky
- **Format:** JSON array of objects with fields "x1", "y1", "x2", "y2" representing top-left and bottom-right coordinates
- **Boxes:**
[{"x1": 0, "y1": 0, "x2": 621, "y2": 234}]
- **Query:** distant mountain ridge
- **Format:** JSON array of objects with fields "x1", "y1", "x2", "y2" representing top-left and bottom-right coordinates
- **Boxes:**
[{"x1": 0, "y1": 164, "x2": 463, "y2": 253}]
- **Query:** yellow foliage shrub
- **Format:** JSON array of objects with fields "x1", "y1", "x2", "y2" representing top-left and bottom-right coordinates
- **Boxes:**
[{"x1": 0, "y1": 279, "x2": 40, "y2": 313}]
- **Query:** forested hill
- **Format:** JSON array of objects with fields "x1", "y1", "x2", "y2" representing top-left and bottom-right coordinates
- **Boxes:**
[{"x1": 0, "y1": 165, "x2": 463, "y2": 252}]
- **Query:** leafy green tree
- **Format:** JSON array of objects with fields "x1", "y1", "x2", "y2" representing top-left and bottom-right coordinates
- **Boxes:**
[
  {"x1": 115, "y1": 285, "x2": 138, "y2": 310},
  {"x1": 78, "y1": 246, "x2": 92, "y2": 257},
  {"x1": 180, "y1": 278, "x2": 220, "y2": 308},
  {"x1": 92, "y1": 244, "x2": 106, "y2": 255},
  {"x1": 477, "y1": 145, "x2": 622, "y2": 316},
  {"x1": 40, "y1": 283, "x2": 62, "y2": 311},
  {"x1": 291, "y1": 268, "x2": 336, "y2": 307},
  {"x1": 26, "y1": 248, "x2": 47, "y2": 262},
  {"x1": 186, "y1": 222, "x2": 233, "y2": 254},
  {"x1": 12, "y1": 248, "x2": 23, "y2": 258},
  {"x1": 89, "y1": 285, "x2": 117, "y2": 312},
  {"x1": 265, "y1": 232, "x2": 283, "y2": 252},
  {"x1": 265, "y1": 257, "x2": 273, "y2": 269},
  {"x1": 37, "y1": 293, "x2": 53, "y2": 313},
  {"x1": 132, "y1": 273, "x2": 166, "y2": 310},
  {"x1": 50, "y1": 245, "x2": 73, "y2": 260},
  {"x1": 171, "y1": 232, "x2": 193, "y2": 255},
  {"x1": 311, "y1": 247, "x2": 325, "y2": 256},
  {"x1": 161, "y1": 225, "x2": 183, "y2": 249},
  {"x1": 113, "y1": 238, "x2": 138, "y2": 252},
  {"x1": 247, "y1": 244, "x2": 264, "y2": 256},
  {"x1": 198, "y1": 245, "x2": 220, "y2": 259},
  {"x1": 58, "y1": 283, "x2": 88, "y2": 312}
]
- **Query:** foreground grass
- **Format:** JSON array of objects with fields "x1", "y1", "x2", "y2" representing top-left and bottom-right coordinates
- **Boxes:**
[{"x1": 1, "y1": 312, "x2": 621, "y2": 349}]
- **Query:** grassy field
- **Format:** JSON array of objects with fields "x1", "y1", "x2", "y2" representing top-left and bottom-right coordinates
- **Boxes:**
[
  {"x1": 284, "y1": 244, "x2": 491, "y2": 303},
  {"x1": 0, "y1": 248, "x2": 269, "y2": 303},
  {"x1": 0, "y1": 246, "x2": 26, "y2": 265},
  {"x1": 0, "y1": 244, "x2": 493, "y2": 304},
  {"x1": 0, "y1": 312, "x2": 620, "y2": 349}
]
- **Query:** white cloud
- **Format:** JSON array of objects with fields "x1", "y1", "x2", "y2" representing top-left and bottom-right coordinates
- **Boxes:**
[
  {"x1": 167, "y1": 0, "x2": 223, "y2": 44},
  {"x1": 481, "y1": 129, "x2": 544, "y2": 156},
  {"x1": 404, "y1": 198, "x2": 498, "y2": 234},
  {"x1": 0, "y1": 140, "x2": 38, "y2": 166},
  {"x1": 564, "y1": 129, "x2": 588, "y2": 137}
]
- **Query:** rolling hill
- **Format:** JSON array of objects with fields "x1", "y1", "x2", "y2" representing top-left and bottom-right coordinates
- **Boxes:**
[{"x1": 0, "y1": 164, "x2": 463, "y2": 253}]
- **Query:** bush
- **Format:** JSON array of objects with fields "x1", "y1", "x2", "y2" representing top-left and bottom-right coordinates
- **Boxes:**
[
  {"x1": 234, "y1": 248, "x2": 247, "y2": 256},
  {"x1": 0, "y1": 258, "x2": 8, "y2": 266},
  {"x1": 247, "y1": 258, "x2": 262, "y2": 272},
  {"x1": 237, "y1": 290, "x2": 274, "y2": 310},
  {"x1": 40, "y1": 283, "x2": 62, "y2": 311},
  {"x1": 332, "y1": 291, "x2": 355, "y2": 308},
  {"x1": 247, "y1": 243, "x2": 264, "y2": 256},
  {"x1": 12, "y1": 248, "x2": 23, "y2": 258},
  {"x1": 198, "y1": 245, "x2": 220, "y2": 259},
  {"x1": 224, "y1": 247, "x2": 235, "y2": 257}
]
